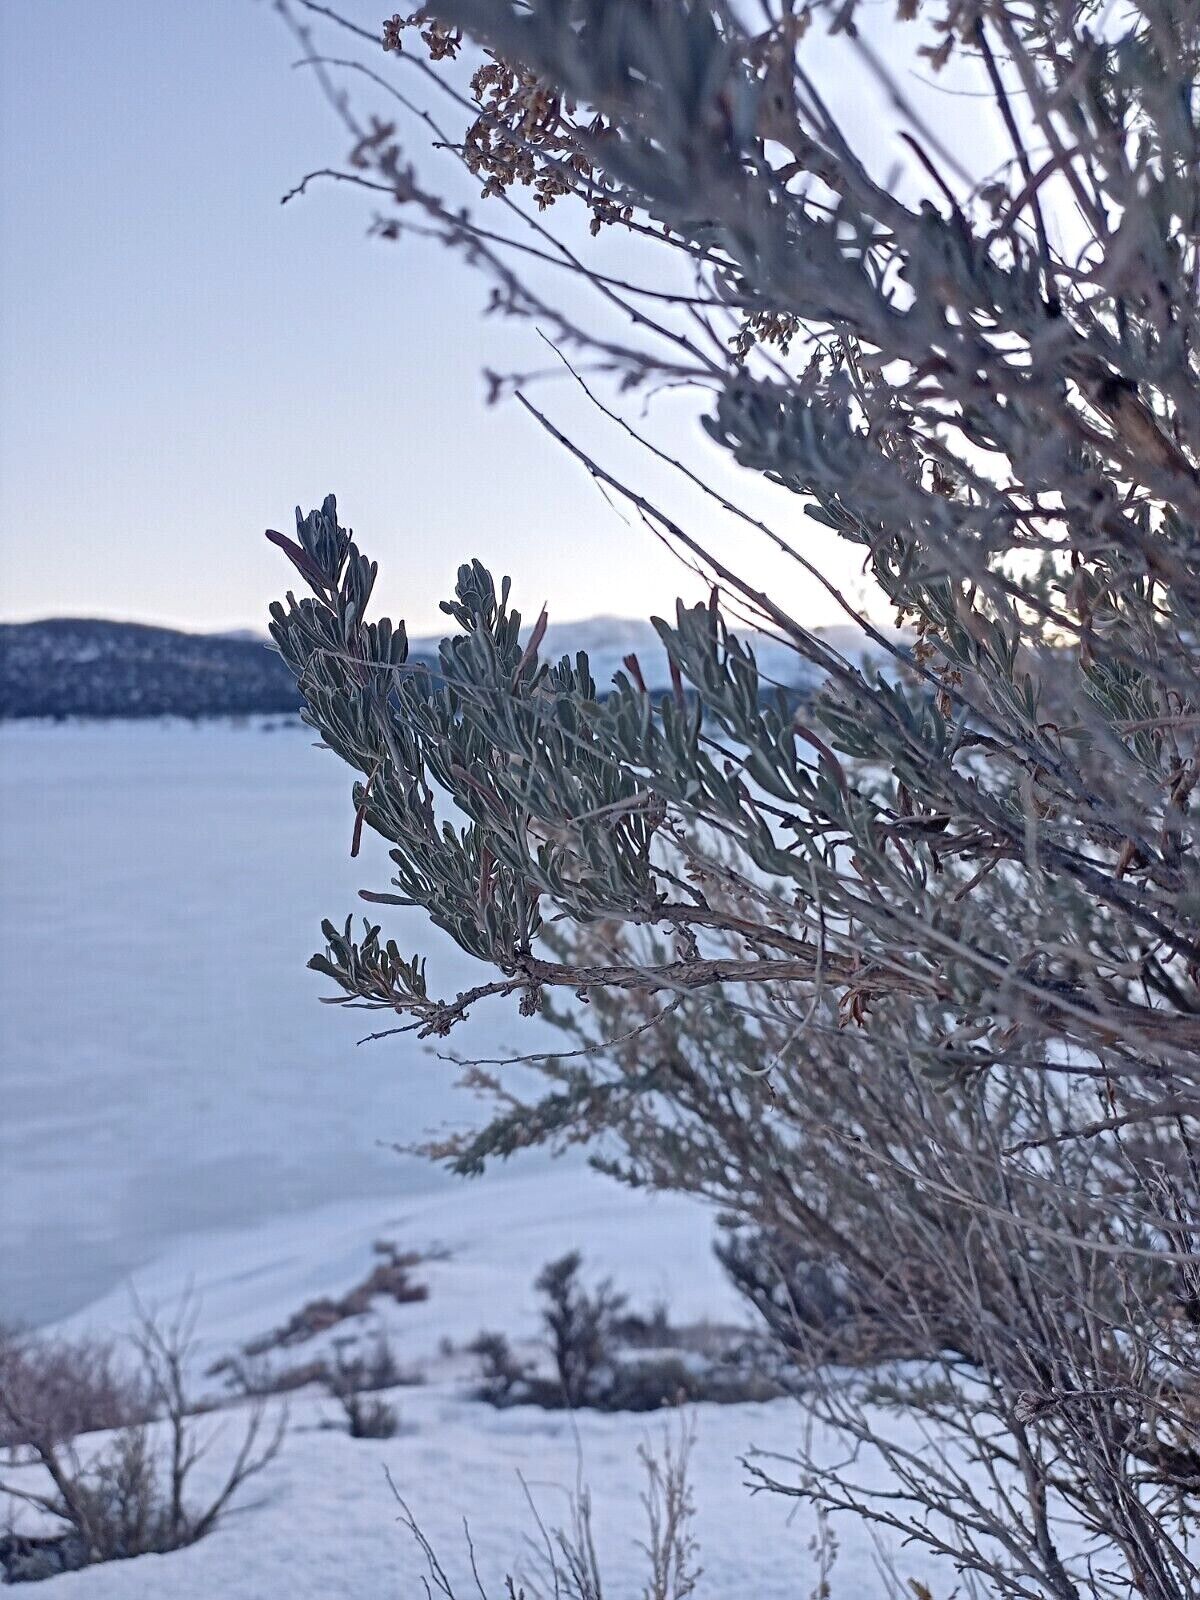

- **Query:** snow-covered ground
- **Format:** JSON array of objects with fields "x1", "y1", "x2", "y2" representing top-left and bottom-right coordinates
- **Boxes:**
[
  {"x1": 18, "y1": 1174, "x2": 867, "y2": 1596},
  {"x1": 9, "y1": 1168, "x2": 954, "y2": 1597},
  {"x1": 1, "y1": 720, "x2": 956, "y2": 1595},
  {"x1": 11, "y1": 1384, "x2": 940, "y2": 1598}
]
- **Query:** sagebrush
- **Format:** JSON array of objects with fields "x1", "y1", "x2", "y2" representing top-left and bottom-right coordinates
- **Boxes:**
[{"x1": 270, "y1": 2, "x2": 1200, "y2": 1594}]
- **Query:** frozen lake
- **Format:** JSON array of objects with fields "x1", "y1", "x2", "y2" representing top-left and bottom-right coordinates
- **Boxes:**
[{"x1": 0, "y1": 719, "x2": 556, "y2": 1325}]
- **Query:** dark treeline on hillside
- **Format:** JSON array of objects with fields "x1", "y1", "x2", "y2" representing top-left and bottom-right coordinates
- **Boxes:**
[
  {"x1": 0, "y1": 619, "x2": 305, "y2": 720},
  {"x1": 0, "y1": 617, "x2": 832, "y2": 721}
]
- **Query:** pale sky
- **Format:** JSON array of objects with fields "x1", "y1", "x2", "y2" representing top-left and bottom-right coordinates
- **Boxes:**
[{"x1": 0, "y1": 1, "x2": 1001, "y2": 638}]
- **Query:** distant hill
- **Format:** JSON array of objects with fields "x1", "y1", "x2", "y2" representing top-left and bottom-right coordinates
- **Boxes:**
[
  {"x1": 0, "y1": 614, "x2": 899, "y2": 720},
  {"x1": 0, "y1": 619, "x2": 304, "y2": 720}
]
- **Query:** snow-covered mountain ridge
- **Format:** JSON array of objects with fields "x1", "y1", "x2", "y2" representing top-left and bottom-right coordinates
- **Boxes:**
[{"x1": 1, "y1": 614, "x2": 899, "y2": 719}]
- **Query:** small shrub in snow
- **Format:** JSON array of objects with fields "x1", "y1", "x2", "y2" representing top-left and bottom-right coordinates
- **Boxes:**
[
  {"x1": 336, "y1": 1390, "x2": 399, "y2": 1441},
  {"x1": 240, "y1": 1240, "x2": 430, "y2": 1357},
  {"x1": 0, "y1": 1327, "x2": 151, "y2": 1451},
  {"x1": 324, "y1": 1337, "x2": 406, "y2": 1439},
  {"x1": 0, "y1": 1306, "x2": 284, "y2": 1583},
  {"x1": 467, "y1": 1331, "x2": 530, "y2": 1403},
  {"x1": 536, "y1": 1251, "x2": 625, "y2": 1407},
  {"x1": 472, "y1": 1257, "x2": 780, "y2": 1412}
]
